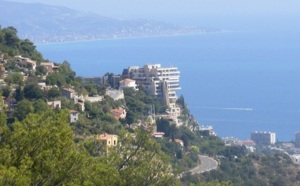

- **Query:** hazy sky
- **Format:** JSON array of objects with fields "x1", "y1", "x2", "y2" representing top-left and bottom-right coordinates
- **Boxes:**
[{"x1": 7, "y1": 0, "x2": 300, "y2": 29}]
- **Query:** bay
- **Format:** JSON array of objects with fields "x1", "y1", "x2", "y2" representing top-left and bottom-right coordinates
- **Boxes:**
[{"x1": 37, "y1": 31, "x2": 300, "y2": 141}]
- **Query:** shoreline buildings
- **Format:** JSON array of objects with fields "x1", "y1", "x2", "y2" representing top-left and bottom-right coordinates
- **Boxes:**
[
  {"x1": 251, "y1": 131, "x2": 276, "y2": 146},
  {"x1": 295, "y1": 132, "x2": 300, "y2": 148}
]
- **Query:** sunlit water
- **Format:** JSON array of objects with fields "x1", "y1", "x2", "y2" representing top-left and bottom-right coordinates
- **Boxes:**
[{"x1": 37, "y1": 31, "x2": 300, "y2": 141}]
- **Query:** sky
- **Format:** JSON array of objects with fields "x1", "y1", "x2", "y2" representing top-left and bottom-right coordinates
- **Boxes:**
[{"x1": 6, "y1": 0, "x2": 300, "y2": 30}]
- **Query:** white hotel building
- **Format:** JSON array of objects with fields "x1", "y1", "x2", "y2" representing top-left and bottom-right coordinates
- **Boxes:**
[
  {"x1": 251, "y1": 131, "x2": 276, "y2": 146},
  {"x1": 126, "y1": 64, "x2": 181, "y2": 115}
]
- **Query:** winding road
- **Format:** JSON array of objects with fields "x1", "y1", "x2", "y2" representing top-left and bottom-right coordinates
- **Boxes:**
[{"x1": 189, "y1": 155, "x2": 218, "y2": 175}]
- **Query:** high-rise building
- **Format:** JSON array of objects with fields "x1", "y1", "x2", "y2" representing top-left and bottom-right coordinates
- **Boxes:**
[
  {"x1": 251, "y1": 131, "x2": 276, "y2": 146},
  {"x1": 124, "y1": 64, "x2": 181, "y2": 115},
  {"x1": 82, "y1": 76, "x2": 103, "y2": 85},
  {"x1": 125, "y1": 64, "x2": 180, "y2": 101},
  {"x1": 295, "y1": 132, "x2": 300, "y2": 147}
]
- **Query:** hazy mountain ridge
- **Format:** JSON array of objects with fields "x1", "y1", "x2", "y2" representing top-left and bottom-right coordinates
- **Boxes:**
[{"x1": 0, "y1": 0, "x2": 219, "y2": 43}]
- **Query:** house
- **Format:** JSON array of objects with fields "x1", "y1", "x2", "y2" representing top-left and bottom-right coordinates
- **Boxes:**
[
  {"x1": 106, "y1": 89, "x2": 124, "y2": 100},
  {"x1": 111, "y1": 108, "x2": 126, "y2": 120},
  {"x1": 37, "y1": 82, "x2": 52, "y2": 90},
  {"x1": 69, "y1": 110, "x2": 79, "y2": 123},
  {"x1": 199, "y1": 125, "x2": 217, "y2": 136},
  {"x1": 40, "y1": 62, "x2": 58, "y2": 74},
  {"x1": 76, "y1": 101, "x2": 85, "y2": 112},
  {"x1": 96, "y1": 134, "x2": 118, "y2": 152},
  {"x1": 61, "y1": 88, "x2": 76, "y2": 99},
  {"x1": 169, "y1": 139, "x2": 184, "y2": 147},
  {"x1": 14, "y1": 55, "x2": 36, "y2": 70},
  {"x1": 152, "y1": 132, "x2": 165, "y2": 139},
  {"x1": 119, "y1": 78, "x2": 138, "y2": 90},
  {"x1": 47, "y1": 100, "x2": 61, "y2": 109}
]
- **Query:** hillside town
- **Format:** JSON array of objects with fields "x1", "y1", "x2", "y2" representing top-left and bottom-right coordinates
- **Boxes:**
[
  {"x1": 1, "y1": 26, "x2": 300, "y2": 185},
  {"x1": 1, "y1": 51, "x2": 208, "y2": 145}
]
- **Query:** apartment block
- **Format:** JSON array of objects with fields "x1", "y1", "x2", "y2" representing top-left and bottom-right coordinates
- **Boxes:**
[
  {"x1": 295, "y1": 131, "x2": 300, "y2": 147},
  {"x1": 125, "y1": 64, "x2": 180, "y2": 106},
  {"x1": 251, "y1": 131, "x2": 276, "y2": 146}
]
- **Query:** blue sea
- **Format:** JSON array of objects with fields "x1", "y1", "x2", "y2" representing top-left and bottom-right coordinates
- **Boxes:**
[{"x1": 37, "y1": 31, "x2": 300, "y2": 142}]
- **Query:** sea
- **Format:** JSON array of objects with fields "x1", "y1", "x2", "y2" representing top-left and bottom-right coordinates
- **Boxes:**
[{"x1": 37, "y1": 30, "x2": 300, "y2": 142}]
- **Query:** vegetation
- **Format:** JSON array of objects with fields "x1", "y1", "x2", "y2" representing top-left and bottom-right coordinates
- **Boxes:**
[
  {"x1": 0, "y1": 25, "x2": 299, "y2": 185},
  {"x1": 0, "y1": 110, "x2": 178, "y2": 185},
  {"x1": 0, "y1": 26, "x2": 43, "y2": 61}
]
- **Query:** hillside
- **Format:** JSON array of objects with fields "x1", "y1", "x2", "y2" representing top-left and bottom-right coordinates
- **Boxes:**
[
  {"x1": 1, "y1": 26, "x2": 300, "y2": 186},
  {"x1": 0, "y1": 0, "x2": 217, "y2": 43}
]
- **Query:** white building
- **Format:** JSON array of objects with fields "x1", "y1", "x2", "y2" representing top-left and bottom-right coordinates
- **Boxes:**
[
  {"x1": 126, "y1": 64, "x2": 181, "y2": 115},
  {"x1": 69, "y1": 110, "x2": 79, "y2": 123},
  {"x1": 119, "y1": 78, "x2": 138, "y2": 90},
  {"x1": 251, "y1": 131, "x2": 276, "y2": 145},
  {"x1": 295, "y1": 131, "x2": 300, "y2": 148},
  {"x1": 14, "y1": 55, "x2": 36, "y2": 70},
  {"x1": 291, "y1": 154, "x2": 300, "y2": 164},
  {"x1": 61, "y1": 88, "x2": 76, "y2": 99},
  {"x1": 47, "y1": 100, "x2": 61, "y2": 109}
]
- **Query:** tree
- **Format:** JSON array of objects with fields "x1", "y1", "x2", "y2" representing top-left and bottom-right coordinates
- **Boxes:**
[
  {"x1": 0, "y1": 85, "x2": 11, "y2": 97},
  {"x1": 14, "y1": 86, "x2": 24, "y2": 102},
  {"x1": 156, "y1": 118, "x2": 171, "y2": 136},
  {"x1": 47, "y1": 87, "x2": 61, "y2": 99},
  {"x1": 12, "y1": 73, "x2": 24, "y2": 86},
  {"x1": 23, "y1": 83, "x2": 44, "y2": 100},
  {"x1": 14, "y1": 99, "x2": 33, "y2": 121},
  {"x1": 35, "y1": 65, "x2": 47, "y2": 76},
  {"x1": 126, "y1": 110, "x2": 136, "y2": 125},
  {"x1": 0, "y1": 110, "x2": 8, "y2": 145},
  {"x1": 2, "y1": 27, "x2": 19, "y2": 48},
  {"x1": 107, "y1": 129, "x2": 178, "y2": 185},
  {"x1": 33, "y1": 99, "x2": 49, "y2": 113},
  {"x1": 0, "y1": 110, "x2": 88, "y2": 185},
  {"x1": 5, "y1": 73, "x2": 24, "y2": 86}
]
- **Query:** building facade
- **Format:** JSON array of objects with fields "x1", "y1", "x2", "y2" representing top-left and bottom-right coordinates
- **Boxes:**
[
  {"x1": 295, "y1": 131, "x2": 300, "y2": 147},
  {"x1": 119, "y1": 78, "x2": 138, "y2": 90},
  {"x1": 251, "y1": 131, "x2": 276, "y2": 145},
  {"x1": 124, "y1": 64, "x2": 181, "y2": 115},
  {"x1": 96, "y1": 134, "x2": 118, "y2": 152},
  {"x1": 69, "y1": 110, "x2": 79, "y2": 123},
  {"x1": 82, "y1": 76, "x2": 103, "y2": 85}
]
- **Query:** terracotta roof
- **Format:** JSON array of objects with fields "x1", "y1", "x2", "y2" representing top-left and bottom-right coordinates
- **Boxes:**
[
  {"x1": 69, "y1": 110, "x2": 79, "y2": 113},
  {"x1": 111, "y1": 108, "x2": 124, "y2": 114},
  {"x1": 62, "y1": 88, "x2": 75, "y2": 92},
  {"x1": 97, "y1": 134, "x2": 118, "y2": 140},
  {"x1": 152, "y1": 132, "x2": 165, "y2": 136},
  {"x1": 41, "y1": 62, "x2": 54, "y2": 66},
  {"x1": 120, "y1": 78, "x2": 135, "y2": 83},
  {"x1": 175, "y1": 139, "x2": 183, "y2": 143},
  {"x1": 111, "y1": 108, "x2": 125, "y2": 120}
]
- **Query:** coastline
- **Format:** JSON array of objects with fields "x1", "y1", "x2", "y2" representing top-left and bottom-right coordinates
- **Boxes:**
[{"x1": 35, "y1": 29, "x2": 231, "y2": 46}]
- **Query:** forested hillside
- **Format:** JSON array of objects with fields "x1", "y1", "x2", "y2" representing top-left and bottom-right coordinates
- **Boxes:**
[{"x1": 0, "y1": 25, "x2": 299, "y2": 186}]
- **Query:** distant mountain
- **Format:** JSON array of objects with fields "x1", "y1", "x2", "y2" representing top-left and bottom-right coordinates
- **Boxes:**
[{"x1": 0, "y1": 0, "x2": 220, "y2": 43}]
